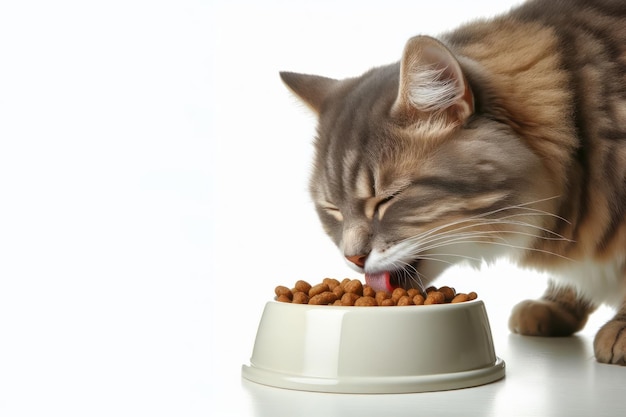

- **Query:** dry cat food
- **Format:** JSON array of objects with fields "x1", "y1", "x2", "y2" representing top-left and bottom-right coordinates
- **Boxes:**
[{"x1": 274, "y1": 278, "x2": 477, "y2": 306}]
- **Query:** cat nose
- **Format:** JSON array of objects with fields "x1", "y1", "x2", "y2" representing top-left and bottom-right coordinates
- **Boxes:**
[{"x1": 346, "y1": 254, "x2": 368, "y2": 268}]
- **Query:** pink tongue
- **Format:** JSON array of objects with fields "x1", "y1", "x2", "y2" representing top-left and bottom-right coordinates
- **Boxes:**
[{"x1": 364, "y1": 271, "x2": 395, "y2": 293}]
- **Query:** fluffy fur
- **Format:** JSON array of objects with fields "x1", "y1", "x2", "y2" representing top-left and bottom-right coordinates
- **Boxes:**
[{"x1": 280, "y1": 0, "x2": 626, "y2": 365}]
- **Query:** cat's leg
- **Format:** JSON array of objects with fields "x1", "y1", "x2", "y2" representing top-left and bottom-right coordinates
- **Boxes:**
[
  {"x1": 594, "y1": 303, "x2": 626, "y2": 365},
  {"x1": 508, "y1": 281, "x2": 596, "y2": 337}
]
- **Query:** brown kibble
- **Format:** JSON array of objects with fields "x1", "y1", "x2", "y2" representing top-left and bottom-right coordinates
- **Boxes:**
[
  {"x1": 391, "y1": 288, "x2": 407, "y2": 302},
  {"x1": 309, "y1": 283, "x2": 330, "y2": 297},
  {"x1": 344, "y1": 279, "x2": 364, "y2": 296},
  {"x1": 309, "y1": 291, "x2": 338, "y2": 305},
  {"x1": 340, "y1": 278, "x2": 352, "y2": 290},
  {"x1": 276, "y1": 294, "x2": 292, "y2": 303},
  {"x1": 294, "y1": 280, "x2": 312, "y2": 294},
  {"x1": 274, "y1": 279, "x2": 476, "y2": 306},
  {"x1": 354, "y1": 296, "x2": 377, "y2": 306},
  {"x1": 341, "y1": 292, "x2": 361, "y2": 306},
  {"x1": 375, "y1": 291, "x2": 390, "y2": 305},
  {"x1": 397, "y1": 295, "x2": 414, "y2": 306},
  {"x1": 451, "y1": 293, "x2": 470, "y2": 303},
  {"x1": 424, "y1": 291, "x2": 445, "y2": 305},
  {"x1": 292, "y1": 291, "x2": 309, "y2": 304},
  {"x1": 275, "y1": 286, "x2": 293, "y2": 300},
  {"x1": 439, "y1": 286, "x2": 456, "y2": 302},
  {"x1": 323, "y1": 277, "x2": 341, "y2": 290},
  {"x1": 332, "y1": 285, "x2": 345, "y2": 298},
  {"x1": 413, "y1": 294, "x2": 425, "y2": 305},
  {"x1": 363, "y1": 285, "x2": 376, "y2": 298},
  {"x1": 407, "y1": 288, "x2": 420, "y2": 298}
]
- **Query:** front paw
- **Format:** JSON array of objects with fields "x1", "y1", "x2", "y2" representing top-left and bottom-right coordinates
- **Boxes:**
[
  {"x1": 594, "y1": 319, "x2": 626, "y2": 365},
  {"x1": 508, "y1": 299, "x2": 585, "y2": 337}
]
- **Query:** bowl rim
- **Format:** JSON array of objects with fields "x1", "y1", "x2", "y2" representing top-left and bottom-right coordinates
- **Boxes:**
[{"x1": 268, "y1": 297, "x2": 484, "y2": 310}]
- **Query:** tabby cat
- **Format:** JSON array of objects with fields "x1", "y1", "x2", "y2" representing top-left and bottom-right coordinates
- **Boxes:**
[{"x1": 280, "y1": 0, "x2": 626, "y2": 365}]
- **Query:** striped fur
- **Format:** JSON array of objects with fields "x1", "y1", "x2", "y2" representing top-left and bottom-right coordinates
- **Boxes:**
[{"x1": 281, "y1": 0, "x2": 626, "y2": 364}]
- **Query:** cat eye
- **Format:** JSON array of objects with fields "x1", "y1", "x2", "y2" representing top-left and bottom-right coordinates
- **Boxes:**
[
  {"x1": 375, "y1": 195, "x2": 395, "y2": 211},
  {"x1": 321, "y1": 203, "x2": 343, "y2": 221},
  {"x1": 372, "y1": 193, "x2": 398, "y2": 219}
]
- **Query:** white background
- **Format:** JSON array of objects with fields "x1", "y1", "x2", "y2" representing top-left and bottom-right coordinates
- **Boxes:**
[{"x1": 0, "y1": 1, "x2": 623, "y2": 416}]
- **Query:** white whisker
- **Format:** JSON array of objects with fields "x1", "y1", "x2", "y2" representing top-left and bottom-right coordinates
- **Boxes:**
[
  {"x1": 416, "y1": 253, "x2": 483, "y2": 265},
  {"x1": 368, "y1": 196, "x2": 575, "y2": 288},
  {"x1": 381, "y1": 197, "x2": 575, "y2": 282}
]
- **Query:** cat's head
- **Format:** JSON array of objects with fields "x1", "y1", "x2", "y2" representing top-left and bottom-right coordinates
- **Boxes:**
[{"x1": 281, "y1": 36, "x2": 558, "y2": 292}]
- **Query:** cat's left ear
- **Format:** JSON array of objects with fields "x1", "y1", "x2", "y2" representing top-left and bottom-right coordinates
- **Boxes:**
[
  {"x1": 391, "y1": 36, "x2": 474, "y2": 126},
  {"x1": 279, "y1": 71, "x2": 339, "y2": 114}
]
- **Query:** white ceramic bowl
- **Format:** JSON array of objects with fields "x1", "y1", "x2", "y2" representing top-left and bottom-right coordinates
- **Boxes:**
[{"x1": 242, "y1": 299, "x2": 505, "y2": 393}]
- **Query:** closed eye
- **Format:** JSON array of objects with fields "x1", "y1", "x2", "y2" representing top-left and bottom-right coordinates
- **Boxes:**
[
  {"x1": 321, "y1": 203, "x2": 343, "y2": 221},
  {"x1": 373, "y1": 194, "x2": 396, "y2": 218},
  {"x1": 375, "y1": 194, "x2": 395, "y2": 210},
  {"x1": 367, "y1": 191, "x2": 403, "y2": 220}
]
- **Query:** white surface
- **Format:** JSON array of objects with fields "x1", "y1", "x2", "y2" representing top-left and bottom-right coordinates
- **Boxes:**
[{"x1": 0, "y1": 1, "x2": 624, "y2": 416}]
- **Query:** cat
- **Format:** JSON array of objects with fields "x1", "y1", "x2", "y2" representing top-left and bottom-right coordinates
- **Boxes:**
[{"x1": 279, "y1": 0, "x2": 626, "y2": 365}]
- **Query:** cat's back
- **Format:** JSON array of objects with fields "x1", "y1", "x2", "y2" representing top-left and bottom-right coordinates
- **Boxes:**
[
  {"x1": 513, "y1": 0, "x2": 626, "y2": 52},
  {"x1": 444, "y1": 0, "x2": 626, "y2": 151},
  {"x1": 448, "y1": 0, "x2": 626, "y2": 57},
  {"x1": 512, "y1": 0, "x2": 626, "y2": 23}
]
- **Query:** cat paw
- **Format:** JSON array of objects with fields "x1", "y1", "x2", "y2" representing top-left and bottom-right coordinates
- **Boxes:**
[
  {"x1": 594, "y1": 319, "x2": 626, "y2": 365},
  {"x1": 508, "y1": 299, "x2": 584, "y2": 337}
]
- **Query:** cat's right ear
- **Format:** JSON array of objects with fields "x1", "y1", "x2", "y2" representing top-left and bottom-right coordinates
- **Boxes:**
[
  {"x1": 391, "y1": 36, "x2": 474, "y2": 126},
  {"x1": 279, "y1": 72, "x2": 339, "y2": 114}
]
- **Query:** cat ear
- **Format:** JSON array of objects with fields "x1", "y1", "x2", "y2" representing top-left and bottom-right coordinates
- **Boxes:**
[
  {"x1": 392, "y1": 36, "x2": 474, "y2": 126},
  {"x1": 280, "y1": 71, "x2": 339, "y2": 114}
]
